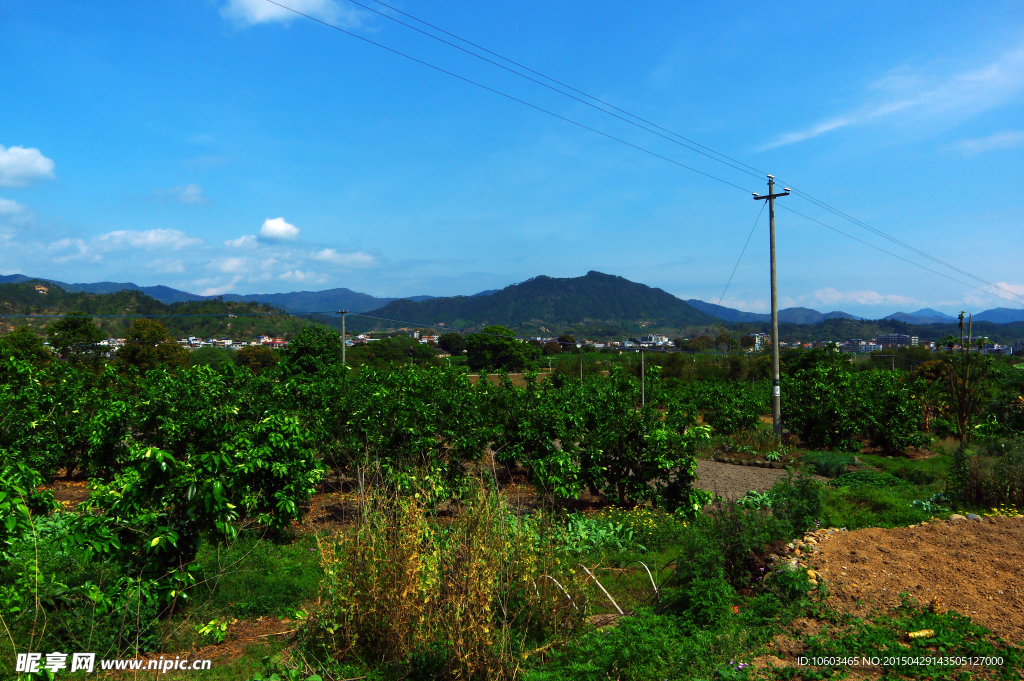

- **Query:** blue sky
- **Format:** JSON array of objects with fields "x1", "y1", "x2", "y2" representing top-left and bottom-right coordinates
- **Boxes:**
[{"x1": 2, "y1": 0, "x2": 1022, "y2": 316}]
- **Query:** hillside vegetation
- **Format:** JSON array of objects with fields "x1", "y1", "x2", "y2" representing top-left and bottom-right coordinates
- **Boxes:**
[
  {"x1": 348, "y1": 270, "x2": 714, "y2": 334},
  {"x1": 0, "y1": 281, "x2": 311, "y2": 339}
]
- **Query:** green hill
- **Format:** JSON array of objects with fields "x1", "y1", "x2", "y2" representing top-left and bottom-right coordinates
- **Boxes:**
[
  {"x1": 0, "y1": 281, "x2": 312, "y2": 339},
  {"x1": 346, "y1": 271, "x2": 714, "y2": 334}
]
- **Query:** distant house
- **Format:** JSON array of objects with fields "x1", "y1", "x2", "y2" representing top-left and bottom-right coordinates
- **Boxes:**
[
  {"x1": 34, "y1": 285, "x2": 48, "y2": 295},
  {"x1": 261, "y1": 337, "x2": 287, "y2": 349},
  {"x1": 875, "y1": 333, "x2": 918, "y2": 347}
]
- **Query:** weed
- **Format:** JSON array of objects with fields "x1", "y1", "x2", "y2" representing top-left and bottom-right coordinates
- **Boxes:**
[
  {"x1": 802, "y1": 452, "x2": 856, "y2": 478},
  {"x1": 300, "y1": 483, "x2": 591, "y2": 680}
]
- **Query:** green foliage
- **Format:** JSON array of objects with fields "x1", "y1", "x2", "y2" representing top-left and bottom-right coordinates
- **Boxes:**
[
  {"x1": 0, "y1": 327, "x2": 51, "y2": 367},
  {"x1": 191, "y1": 531, "x2": 322, "y2": 619},
  {"x1": 465, "y1": 325, "x2": 538, "y2": 371},
  {"x1": 190, "y1": 345, "x2": 236, "y2": 370},
  {"x1": 828, "y1": 470, "x2": 906, "y2": 489},
  {"x1": 115, "y1": 318, "x2": 190, "y2": 373},
  {"x1": 48, "y1": 312, "x2": 107, "y2": 366},
  {"x1": 559, "y1": 513, "x2": 647, "y2": 555},
  {"x1": 282, "y1": 326, "x2": 343, "y2": 375},
  {"x1": 437, "y1": 332, "x2": 466, "y2": 355},
  {"x1": 360, "y1": 335, "x2": 439, "y2": 366},
  {"x1": 782, "y1": 350, "x2": 861, "y2": 451},
  {"x1": 801, "y1": 452, "x2": 856, "y2": 478},
  {"x1": 235, "y1": 344, "x2": 280, "y2": 373},
  {"x1": 803, "y1": 595, "x2": 1023, "y2": 678}
]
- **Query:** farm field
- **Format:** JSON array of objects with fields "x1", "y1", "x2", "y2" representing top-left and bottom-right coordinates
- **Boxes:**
[{"x1": 2, "y1": 322, "x2": 1024, "y2": 680}]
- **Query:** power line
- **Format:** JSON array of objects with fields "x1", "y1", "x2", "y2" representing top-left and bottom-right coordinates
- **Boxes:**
[
  {"x1": 778, "y1": 204, "x2": 1024, "y2": 307},
  {"x1": 330, "y1": 0, "x2": 765, "y2": 181},
  {"x1": 311, "y1": 0, "x2": 1024, "y2": 307},
  {"x1": 710, "y1": 203, "x2": 765, "y2": 322},
  {"x1": 261, "y1": 0, "x2": 754, "y2": 194}
]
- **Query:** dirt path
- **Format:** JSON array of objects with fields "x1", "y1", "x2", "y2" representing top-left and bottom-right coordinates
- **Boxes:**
[{"x1": 693, "y1": 459, "x2": 795, "y2": 499}]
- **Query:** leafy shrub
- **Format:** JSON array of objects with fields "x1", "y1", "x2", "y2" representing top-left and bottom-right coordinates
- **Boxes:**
[
  {"x1": 703, "y1": 393, "x2": 760, "y2": 436},
  {"x1": 828, "y1": 470, "x2": 905, "y2": 489},
  {"x1": 559, "y1": 513, "x2": 647, "y2": 555},
  {"x1": 801, "y1": 452, "x2": 855, "y2": 478},
  {"x1": 768, "y1": 475, "x2": 826, "y2": 535},
  {"x1": 589, "y1": 506, "x2": 689, "y2": 552},
  {"x1": 854, "y1": 371, "x2": 927, "y2": 453},
  {"x1": 782, "y1": 350, "x2": 861, "y2": 451}
]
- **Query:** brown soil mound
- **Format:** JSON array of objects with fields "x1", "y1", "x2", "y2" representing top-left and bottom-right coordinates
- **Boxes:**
[{"x1": 811, "y1": 516, "x2": 1024, "y2": 645}]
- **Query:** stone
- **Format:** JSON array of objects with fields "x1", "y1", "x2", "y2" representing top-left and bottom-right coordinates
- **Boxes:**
[
  {"x1": 949, "y1": 514, "x2": 967, "y2": 522},
  {"x1": 966, "y1": 513, "x2": 982, "y2": 521},
  {"x1": 808, "y1": 579, "x2": 818, "y2": 587},
  {"x1": 806, "y1": 569, "x2": 818, "y2": 580}
]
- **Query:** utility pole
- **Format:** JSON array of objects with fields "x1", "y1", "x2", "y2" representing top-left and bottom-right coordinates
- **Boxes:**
[
  {"x1": 641, "y1": 349, "x2": 645, "y2": 407},
  {"x1": 754, "y1": 176, "x2": 790, "y2": 440},
  {"x1": 338, "y1": 310, "x2": 349, "y2": 367}
]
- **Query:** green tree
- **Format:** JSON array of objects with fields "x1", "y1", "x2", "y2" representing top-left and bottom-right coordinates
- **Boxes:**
[
  {"x1": 437, "y1": 332, "x2": 467, "y2": 355},
  {"x1": 542, "y1": 341, "x2": 562, "y2": 355},
  {"x1": 188, "y1": 346, "x2": 235, "y2": 371},
  {"x1": 48, "y1": 312, "x2": 107, "y2": 366},
  {"x1": 115, "y1": 319, "x2": 189, "y2": 373},
  {"x1": 740, "y1": 335, "x2": 756, "y2": 349},
  {"x1": 943, "y1": 315, "x2": 993, "y2": 443},
  {"x1": 282, "y1": 326, "x2": 342, "y2": 374},
  {"x1": 0, "y1": 327, "x2": 50, "y2": 367},
  {"x1": 235, "y1": 344, "x2": 279, "y2": 374},
  {"x1": 465, "y1": 325, "x2": 538, "y2": 371}
]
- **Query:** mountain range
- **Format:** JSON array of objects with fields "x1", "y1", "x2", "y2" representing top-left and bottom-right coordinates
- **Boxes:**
[{"x1": 4, "y1": 272, "x2": 1023, "y2": 325}]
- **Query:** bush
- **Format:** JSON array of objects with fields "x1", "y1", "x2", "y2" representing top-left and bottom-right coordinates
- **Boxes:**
[{"x1": 801, "y1": 452, "x2": 856, "y2": 478}]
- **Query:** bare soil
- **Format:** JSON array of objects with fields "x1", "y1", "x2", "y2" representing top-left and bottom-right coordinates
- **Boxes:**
[
  {"x1": 693, "y1": 459, "x2": 810, "y2": 500},
  {"x1": 811, "y1": 515, "x2": 1024, "y2": 645}
]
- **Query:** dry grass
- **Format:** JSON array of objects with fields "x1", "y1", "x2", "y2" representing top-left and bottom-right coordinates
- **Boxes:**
[{"x1": 302, "y1": 484, "x2": 592, "y2": 679}]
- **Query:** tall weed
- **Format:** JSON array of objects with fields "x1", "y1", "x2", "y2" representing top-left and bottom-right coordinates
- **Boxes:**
[{"x1": 300, "y1": 485, "x2": 590, "y2": 680}]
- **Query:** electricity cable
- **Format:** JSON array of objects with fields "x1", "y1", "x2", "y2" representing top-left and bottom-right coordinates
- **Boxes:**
[
  {"x1": 312, "y1": 0, "x2": 1024, "y2": 306},
  {"x1": 710, "y1": 203, "x2": 765, "y2": 323},
  {"x1": 777, "y1": 204, "x2": 1024, "y2": 307},
  {"x1": 263, "y1": 0, "x2": 1022, "y2": 309},
  {"x1": 261, "y1": 0, "x2": 753, "y2": 193}
]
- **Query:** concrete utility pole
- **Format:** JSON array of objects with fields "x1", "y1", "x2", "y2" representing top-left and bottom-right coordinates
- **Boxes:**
[
  {"x1": 754, "y1": 176, "x2": 790, "y2": 440},
  {"x1": 641, "y1": 349, "x2": 645, "y2": 407},
  {"x1": 338, "y1": 310, "x2": 349, "y2": 366}
]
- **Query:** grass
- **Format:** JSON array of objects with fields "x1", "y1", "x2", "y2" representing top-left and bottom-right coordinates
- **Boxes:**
[{"x1": 798, "y1": 594, "x2": 1024, "y2": 680}]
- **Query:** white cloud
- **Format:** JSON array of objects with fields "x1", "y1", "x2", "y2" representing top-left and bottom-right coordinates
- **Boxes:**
[
  {"x1": 279, "y1": 269, "x2": 323, "y2": 283},
  {"x1": 220, "y1": 0, "x2": 364, "y2": 27},
  {"x1": 810, "y1": 287, "x2": 917, "y2": 308},
  {"x1": 947, "y1": 130, "x2": 1024, "y2": 155},
  {"x1": 312, "y1": 247, "x2": 377, "y2": 268},
  {"x1": 95, "y1": 229, "x2": 203, "y2": 251},
  {"x1": 0, "y1": 198, "x2": 26, "y2": 216},
  {"x1": 761, "y1": 47, "x2": 1024, "y2": 150},
  {"x1": 150, "y1": 258, "x2": 186, "y2": 274},
  {"x1": 0, "y1": 144, "x2": 56, "y2": 187},
  {"x1": 715, "y1": 297, "x2": 769, "y2": 313},
  {"x1": 993, "y1": 282, "x2": 1024, "y2": 297},
  {"x1": 49, "y1": 238, "x2": 92, "y2": 263},
  {"x1": 218, "y1": 257, "x2": 249, "y2": 274},
  {"x1": 259, "y1": 217, "x2": 299, "y2": 242},
  {"x1": 199, "y1": 276, "x2": 243, "y2": 296},
  {"x1": 157, "y1": 183, "x2": 209, "y2": 205},
  {"x1": 225, "y1": 234, "x2": 259, "y2": 248}
]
